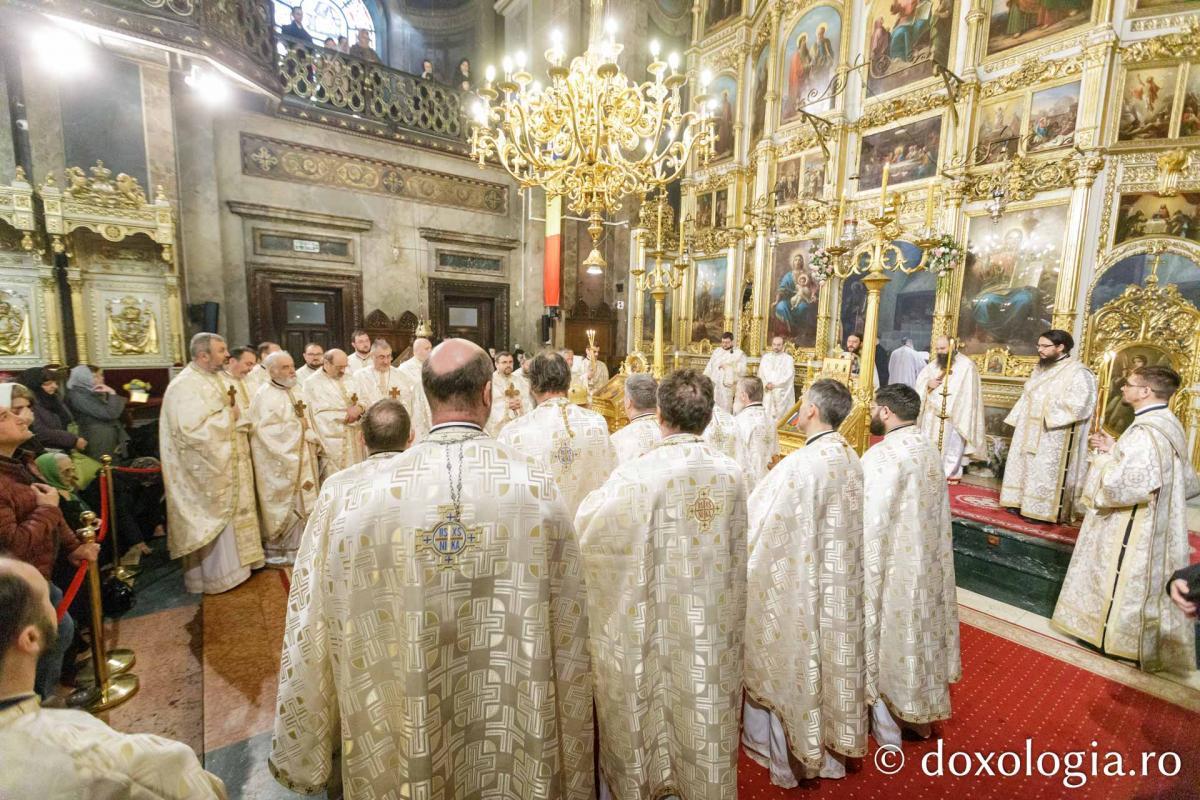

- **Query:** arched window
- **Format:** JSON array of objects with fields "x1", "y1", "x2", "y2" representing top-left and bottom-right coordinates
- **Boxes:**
[{"x1": 275, "y1": 0, "x2": 385, "y2": 57}]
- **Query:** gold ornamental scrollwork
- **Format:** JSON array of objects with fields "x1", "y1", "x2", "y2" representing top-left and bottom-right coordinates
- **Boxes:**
[
  {"x1": 980, "y1": 54, "x2": 1085, "y2": 100},
  {"x1": 856, "y1": 88, "x2": 950, "y2": 132},
  {"x1": 689, "y1": 226, "x2": 745, "y2": 255},
  {"x1": 0, "y1": 290, "x2": 33, "y2": 356},
  {"x1": 685, "y1": 339, "x2": 715, "y2": 355},
  {"x1": 963, "y1": 155, "x2": 1081, "y2": 202},
  {"x1": 107, "y1": 296, "x2": 160, "y2": 356},
  {"x1": 64, "y1": 161, "x2": 148, "y2": 209},
  {"x1": 775, "y1": 202, "x2": 830, "y2": 236},
  {"x1": 1119, "y1": 21, "x2": 1200, "y2": 65}
]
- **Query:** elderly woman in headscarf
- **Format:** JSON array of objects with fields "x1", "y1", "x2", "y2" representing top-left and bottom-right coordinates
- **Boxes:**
[
  {"x1": 16, "y1": 366, "x2": 85, "y2": 454},
  {"x1": 64, "y1": 365, "x2": 129, "y2": 463}
]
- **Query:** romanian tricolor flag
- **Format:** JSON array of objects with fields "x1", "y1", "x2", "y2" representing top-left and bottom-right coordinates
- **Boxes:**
[{"x1": 544, "y1": 194, "x2": 562, "y2": 307}]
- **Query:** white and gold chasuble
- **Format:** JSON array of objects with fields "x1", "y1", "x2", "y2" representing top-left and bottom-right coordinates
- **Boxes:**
[
  {"x1": 352, "y1": 365, "x2": 432, "y2": 442},
  {"x1": 485, "y1": 369, "x2": 532, "y2": 437},
  {"x1": 304, "y1": 369, "x2": 366, "y2": 476},
  {"x1": 758, "y1": 351, "x2": 796, "y2": 423},
  {"x1": 396, "y1": 358, "x2": 433, "y2": 440},
  {"x1": 861, "y1": 426, "x2": 961, "y2": 724},
  {"x1": 733, "y1": 403, "x2": 777, "y2": 492},
  {"x1": 703, "y1": 347, "x2": 748, "y2": 412},
  {"x1": 498, "y1": 397, "x2": 616, "y2": 517},
  {"x1": 1051, "y1": 408, "x2": 1200, "y2": 672},
  {"x1": 574, "y1": 434, "x2": 747, "y2": 800},
  {"x1": 582, "y1": 357, "x2": 609, "y2": 399},
  {"x1": 1000, "y1": 356, "x2": 1096, "y2": 522},
  {"x1": 249, "y1": 381, "x2": 320, "y2": 542},
  {"x1": 703, "y1": 406, "x2": 740, "y2": 462},
  {"x1": 915, "y1": 352, "x2": 986, "y2": 460},
  {"x1": 271, "y1": 430, "x2": 595, "y2": 799},
  {"x1": 0, "y1": 696, "x2": 226, "y2": 799},
  {"x1": 744, "y1": 431, "x2": 868, "y2": 768},
  {"x1": 161, "y1": 364, "x2": 262, "y2": 567},
  {"x1": 610, "y1": 413, "x2": 662, "y2": 465}
]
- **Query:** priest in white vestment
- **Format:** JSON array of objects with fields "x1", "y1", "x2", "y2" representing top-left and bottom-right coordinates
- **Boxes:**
[
  {"x1": 888, "y1": 337, "x2": 928, "y2": 391},
  {"x1": 484, "y1": 350, "x2": 532, "y2": 437},
  {"x1": 916, "y1": 336, "x2": 987, "y2": 480},
  {"x1": 575, "y1": 368, "x2": 748, "y2": 800},
  {"x1": 703, "y1": 332, "x2": 748, "y2": 412},
  {"x1": 0, "y1": 557, "x2": 227, "y2": 800},
  {"x1": 246, "y1": 341, "x2": 280, "y2": 396},
  {"x1": 222, "y1": 346, "x2": 260, "y2": 413},
  {"x1": 743, "y1": 379, "x2": 867, "y2": 785},
  {"x1": 351, "y1": 339, "x2": 411, "y2": 410},
  {"x1": 703, "y1": 403, "x2": 740, "y2": 462},
  {"x1": 581, "y1": 346, "x2": 610, "y2": 400},
  {"x1": 758, "y1": 336, "x2": 796, "y2": 423},
  {"x1": 162, "y1": 333, "x2": 263, "y2": 594},
  {"x1": 1001, "y1": 330, "x2": 1097, "y2": 522},
  {"x1": 347, "y1": 329, "x2": 372, "y2": 373},
  {"x1": 499, "y1": 351, "x2": 616, "y2": 517},
  {"x1": 396, "y1": 336, "x2": 433, "y2": 440},
  {"x1": 862, "y1": 385, "x2": 961, "y2": 746},
  {"x1": 610, "y1": 373, "x2": 662, "y2": 464},
  {"x1": 305, "y1": 348, "x2": 366, "y2": 478},
  {"x1": 249, "y1": 352, "x2": 320, "y2": 565},
  {"x1": 295, "y1": 342, "x2": 324, "y2": 384},
  {"x1": 1052, "y1": 366, "x2": 1200, "y2": 673},
  {"x1": 733, "y1": 377, "x2": 777, "y2": 492},
  {"x1": 843, "y1": 333, "x2": 880, "y2": 388},
  {"x1": 271, "y1": 340, "x2": 594, "y2": 800}
]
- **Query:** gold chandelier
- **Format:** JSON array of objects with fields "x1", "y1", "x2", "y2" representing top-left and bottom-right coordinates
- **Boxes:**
[{"x1": 469, "y1": 0, "x2": 715, "y2": 273}]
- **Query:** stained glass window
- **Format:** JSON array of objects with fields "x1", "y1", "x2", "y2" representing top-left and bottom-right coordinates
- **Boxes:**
[{"x1": 274, "y1": 0, "x2": 381, "y2": 53}]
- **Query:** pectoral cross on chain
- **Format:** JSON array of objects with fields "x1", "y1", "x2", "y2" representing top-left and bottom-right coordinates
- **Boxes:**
[
  {"x1": 227, "y1": 385, "x2": 238, "y2": 408},
  {"x1": 388, "y1": 386, "x2": 401, "y2": 400}
]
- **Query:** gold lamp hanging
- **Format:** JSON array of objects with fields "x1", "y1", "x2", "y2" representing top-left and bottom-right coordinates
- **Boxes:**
[{"x1": 469, "y1": 0, "x2": 715, "y2": 272}]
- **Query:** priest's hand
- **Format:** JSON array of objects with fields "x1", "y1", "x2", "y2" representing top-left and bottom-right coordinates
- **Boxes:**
[
  {"x1": 506, "y1": 397, "x2": 522, "y2": 412},
  {"x1": 75, "y1": 437, "x2": 88, "y2": 451},
  {"x1": 69, "y1": 541, "x2": 101, "y2": 565},
  {"x1": 346, "y1": 404, "x2": 363, "y2": 423},
  {"x1": 32, "y1": 483, "x2": 60, "y2": 508},
  {"x1": 928, "y1": 376, "x2": 943, "y2": 390},
  {"x1": 1089, "y1": 431, "x2": 1115, "y2": 453},
  {"x1": 1169, "y1": 579, "x2": 1197, "y2": 617},
  {"x1": 765, "y1": 382, "x2": 775, "y2": 391}
]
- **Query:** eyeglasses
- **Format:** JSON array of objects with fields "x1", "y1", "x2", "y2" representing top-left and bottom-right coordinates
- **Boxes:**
[{"x1": 1123, "y1": 382, "x2": 1150, "y2": 390}]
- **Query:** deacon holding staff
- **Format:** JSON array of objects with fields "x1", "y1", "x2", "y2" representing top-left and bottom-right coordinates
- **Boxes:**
[{"x1": 915, "y1": 336, "x2": 986, "y2": 481}]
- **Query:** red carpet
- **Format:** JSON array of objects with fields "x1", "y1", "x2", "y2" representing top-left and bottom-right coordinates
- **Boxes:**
[
  {"x1": 737, "y1": 621, "x2": 1199, "y2": 799},
  {"x1": 949, "y1": 483, "x2": 1200, "y2": 562}
]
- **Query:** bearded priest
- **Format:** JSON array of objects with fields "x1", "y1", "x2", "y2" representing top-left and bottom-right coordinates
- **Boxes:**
[
  {"x1": 575, "y1": 368, "x2": 747, "y2": 800},
  {"x1": 915, "y1": 336, "x2": 986, "y2": 481},
  {"x1": 703, "y1": 331, "x2": 748, "y2": 412},
  {"x1": 485, "y1": 350, "x2": 531, "y2": 436},
  {"x1": 1001, "y1": 330, "x2": 1097, "y2": 522},
  {"x1": 161, "y1": 333, "x2": 263, "y2": 594},
  {"x1": 305, "y1": 348, "x2": 366, "y2": 478},
  {"x1": 610, "y1": 373, "x2": 661, "y2": 464},
  {"x1": 249, "y1": 351, "x2": 320, "y2": 565},
  {"x1": 271, "y1": 341, "x2": 594, "y2": 799},
  {"x1": 1051, "y1": 366, "x2": 1200, "y2": 672},
  {"x1": 758, "y1": 336, "x2": 796, "y2": 423},
  {"x1": 862, "y1": 385, "x2": 961, "y2": 748},
  {"x1": 733, "y1": 376, "x2": 777, "y2": 492},
  {"x1": 743, "y1": 379, "x2": 867, "y2": 785},
  {"x1": 499, "y1": 351, "x2": 616, "y2": 517}
]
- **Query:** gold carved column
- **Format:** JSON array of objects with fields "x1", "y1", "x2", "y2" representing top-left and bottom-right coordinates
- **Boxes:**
[
  {"x1": 39, "y1": 276, "x2": 63, "y2": 364},
  {"x1": 67, "y1": 267, "x2": 88, "y2": 364},
  {"x1": 1051, "y1": 150, "x2": 1106, "y2": 332}
]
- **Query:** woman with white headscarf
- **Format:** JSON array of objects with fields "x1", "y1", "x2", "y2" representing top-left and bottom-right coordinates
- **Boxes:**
[{"x1": 64, "y1": 365, "x2": 128, "y2": 462}]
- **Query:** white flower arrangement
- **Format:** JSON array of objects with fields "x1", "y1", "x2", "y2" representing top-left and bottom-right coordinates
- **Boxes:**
[
  {"x1": 927, "y1": 235, "x2": 965, "y2": 277},
  {"x1": 810, "y1": 247, "x2": 835, "y2": 283}
]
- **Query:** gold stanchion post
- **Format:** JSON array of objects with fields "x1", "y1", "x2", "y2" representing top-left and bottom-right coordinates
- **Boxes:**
[
  {"x1": 70, "y1": 511, "x2": 139, "y2": 712},
  {"x1": 102, "y1": 455, "x2": 138, "y2": 584}
]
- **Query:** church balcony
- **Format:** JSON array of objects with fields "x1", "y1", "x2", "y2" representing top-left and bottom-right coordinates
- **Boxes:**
[{"x1": 276, "y1": 37, "x2": 470, "y2": 156}]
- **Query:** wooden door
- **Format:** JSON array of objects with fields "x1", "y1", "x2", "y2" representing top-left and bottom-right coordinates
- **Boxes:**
[
  {"x1": 271, "y1": 288, "x2": 344, "y2": 359},
  {"x1": 443, "y1": 297, "x2": 495, "y2": 350}
]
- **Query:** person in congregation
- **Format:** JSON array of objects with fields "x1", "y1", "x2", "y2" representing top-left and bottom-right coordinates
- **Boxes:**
[
  {"x1": 347, "y1": 329, "x2": 373, "y2": 373},
  {"x1": 499, "y1": 351, "x2": 615, "y2": 517},
  {"x1": 862, "y1": 384, "x2": 961, "y2": 748},
  {"x1": 743, "y1": 379, "x2": 867, "y2": 784},
  {"x1": 0, "y1": 384, "x2": 95, "y2": 701},
  {"x1": 1000, "y1": 330, "x2": 1097, "y2": 522},
  {"x1": 575, "y1": 368, "x2": 747, "y2": 799},
  {"x1": 294, "y1": 342, "x2": 324, "y2": 383},
  {"x1": 249, "y1": 352, "x2": 320, "y2": 566},
  {"x1": 758, "y1": 336, "x2": 796, "y2": 423},
  {"x1": 732, "y1": 376, "x2": 777, "y2": 492},
  {"x1": 703, "y1": 331, "x2": 747, "y2": 413},
  {"x1": 888, "y1": 337, "x2": 928, "y2": 391},
  {"x1": 1051, "y1": 366, "x2": 1200, "y2": 672},
  {"x1": 270, "y1": 340, "x2": 594, "y2": 799},
  {"x1": 609, "y1": 373, "x2": 661, "y2": 464},
  {"x1": 703, "y1": 398, "x2": 740, "y2": 461},
  {"x1": 484, "y1": 350, "x2": 531, "y2": 436},
  {"x1": 64, "y1": 365, "x2": 129, "y2": 463},
  {"x1": 161, "y1": 333, "x2": 263, "y2": 595},
  {"x1": 915, "y1": 335, "x2": 986, "y2": 481},
  {"x1": 15, "y1": 367, "x2": 85, "y2": 455},
  {"x1": 0, "y1": 557, "x2": 227, "y2": 799},
  {"x1": 304, "y1": 348, "x2": 365, "y2": 478},
  {"x1": 279, "y1": 4, "x2": 313, "y2": 43},
  {"x1": 347, "y1": 28, "x2": 379, "y2": 62},
  {"x1": 396, "y1": 336, "x2": 433, "y2": 440}
]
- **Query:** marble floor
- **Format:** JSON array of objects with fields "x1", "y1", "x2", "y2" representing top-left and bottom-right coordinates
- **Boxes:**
[{"x1": 95, "y1": 540, "x2": 1200, "y2": 799}]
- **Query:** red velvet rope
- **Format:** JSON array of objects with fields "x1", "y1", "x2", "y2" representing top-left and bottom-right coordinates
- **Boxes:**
[
  {"x1": 55, "y1": 470, "x2": 111, "y2": 621},
  {"x1": 111, "y1": 465, "x2": 161, "y2": 475}
]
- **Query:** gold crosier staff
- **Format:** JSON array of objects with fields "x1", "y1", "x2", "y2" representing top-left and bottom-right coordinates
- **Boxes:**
[{"x1": 936, "y1": 337, "x2": 957, "y2": 453}]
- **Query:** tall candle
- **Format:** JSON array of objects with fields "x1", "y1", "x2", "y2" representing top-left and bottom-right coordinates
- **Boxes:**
[
  {"x1": 880, "y1": 162, "x2": 890, "y2": 210},
  {"x1": 925, "y1": 184, "x2": 935, "y2": 229},
  {"x1": 835, "y1": 197, "x2": 845, "y2": 242}
]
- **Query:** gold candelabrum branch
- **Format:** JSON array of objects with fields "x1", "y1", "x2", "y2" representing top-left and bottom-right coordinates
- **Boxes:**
[
  {"x1": 468, "y1": 0, "x2": 714, "y2": 272},
  {"x1": 631, "y1": 190, "x2": 691, "y2": 379}
]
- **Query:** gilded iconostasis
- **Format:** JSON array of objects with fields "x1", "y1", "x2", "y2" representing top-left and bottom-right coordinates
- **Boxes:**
[{"x1": 626, "y1": 0, "x2": 1200, "y2": 467}]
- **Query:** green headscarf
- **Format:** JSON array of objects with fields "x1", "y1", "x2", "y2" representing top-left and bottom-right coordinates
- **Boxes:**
[{"x1": 34, "y1": 452, "x2": 90, "y2": 511}]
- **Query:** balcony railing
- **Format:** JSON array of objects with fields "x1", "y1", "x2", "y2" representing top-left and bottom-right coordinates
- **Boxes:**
[{"x1": 278, "y1": 38, "x2": 467, "y2": 148}]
